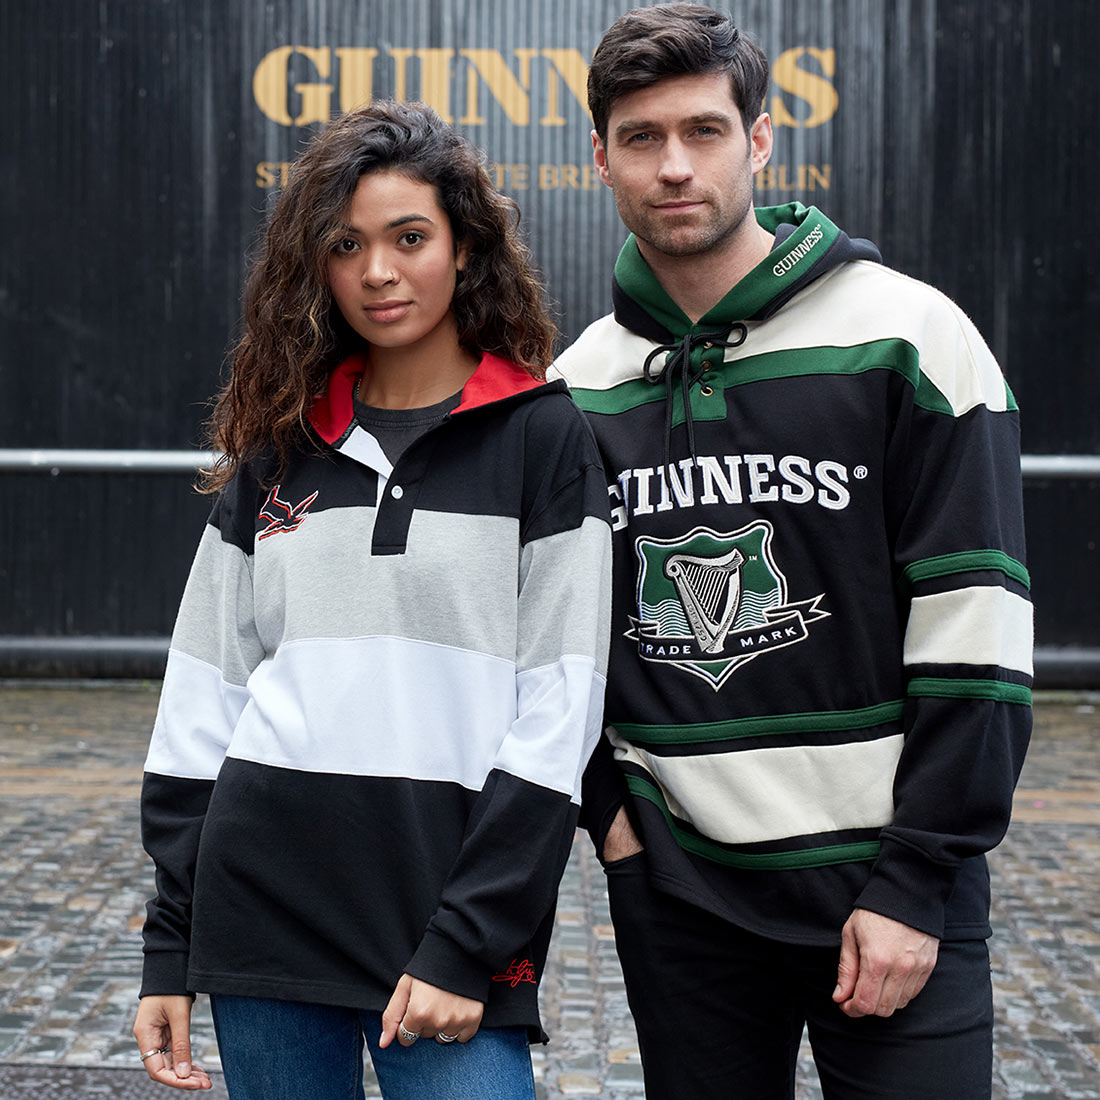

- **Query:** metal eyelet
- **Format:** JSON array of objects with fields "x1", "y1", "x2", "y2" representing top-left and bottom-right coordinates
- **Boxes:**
[{"x1": 699, "y1": 385, "x2": 714, "y2": 397}]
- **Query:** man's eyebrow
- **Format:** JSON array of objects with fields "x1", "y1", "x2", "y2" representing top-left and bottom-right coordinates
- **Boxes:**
[
  {"x1": 613, "y1": 111, "x2": 735, "y2": 139},
  {"x1": 613, "y1": 117, "x2": 657, "y2": 140}
]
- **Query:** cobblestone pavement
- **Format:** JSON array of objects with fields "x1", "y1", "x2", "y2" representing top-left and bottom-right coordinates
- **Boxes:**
[{"x1": 0, "y1": 683, "x2": 1097, "y2": 1098}]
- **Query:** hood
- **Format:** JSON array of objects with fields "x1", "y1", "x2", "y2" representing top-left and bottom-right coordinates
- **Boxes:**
[
  {"x1": 611, "y1": 203, "x2": 881, "y2": 343},
  {"x1": 308, "y1": 350, "x2": 549, "y2": 447},
  {"x1": 606, "y1": 204, "x2": 881, "y2": 480}
]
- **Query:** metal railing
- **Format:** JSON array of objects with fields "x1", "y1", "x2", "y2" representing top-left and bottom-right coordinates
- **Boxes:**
[
  {"x1": 1, "y1": 449, "x2": 1098, "y2": 477},
  {"x1": 1, "y1": 448, "x2": 1096, "y2": 684},
  {"x1": 0, "y1": 449, "x2": 217, "y2": 473}
]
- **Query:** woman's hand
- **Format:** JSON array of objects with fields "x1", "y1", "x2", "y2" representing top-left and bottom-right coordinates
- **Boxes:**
[
  {"x1": 379, "y1": 974, "x2": 484, "y2": 1047},
  {"x1": 133, "y1": 995, "x2": 213, "y2": 1090}
]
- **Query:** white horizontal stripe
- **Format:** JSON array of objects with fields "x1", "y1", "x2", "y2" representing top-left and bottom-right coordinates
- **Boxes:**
[
  {"x1": 145, "y1": 650, "x2": 245, "y2": 779},
  {"x1": 904, "y1": 586, "x2": 1034, "y2": 674},
  {"x1": 610, "y1": 731, "x2": 902, "y2": 844},
  {"x1": 502, "y1": 658, "x2": 606, "y2": 802},
  {"x1": 229, "y1": 640, "x2": 602, "y2": 799},
  {"x1": 227, "y1": 637, "x2": 516, "y2": 788}
]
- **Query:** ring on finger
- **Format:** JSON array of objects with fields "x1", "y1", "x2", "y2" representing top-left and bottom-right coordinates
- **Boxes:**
[
  {"x1": 139, "y1": 1046, "x2": 170, "y2": 1062},
  {"x1": 436, "y1": 1031, "x2": 460, "y2": 1044},
  {"x1": 398, "y1": 1024, "x2": 421, "y2": 1043}
]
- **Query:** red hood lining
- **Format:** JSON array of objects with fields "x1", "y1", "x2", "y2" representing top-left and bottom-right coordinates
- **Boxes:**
[{"x1": 307, "y1": 352, "x2": 544, "y2": 445}]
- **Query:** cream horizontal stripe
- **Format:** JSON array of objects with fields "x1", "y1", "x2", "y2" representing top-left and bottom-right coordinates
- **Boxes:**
[
  {"x1": 732, "y1": 264, "x2": 1008, "y2": 416},
  {"x1": 554, "y1": 263, "x2": 1009, "y2": 417},
  {"x1": 904, "y1": 586, "x2": 1033, "y2": 674},
  {"x1": 145, "y1": 650, "x2": 245, "y2": 779},
  {"x1": 551, "y1": 315, "x2": 662, "y2": 391},
  {"x1": 610, "y1": 730, "x2": 902, "y2": 844}
]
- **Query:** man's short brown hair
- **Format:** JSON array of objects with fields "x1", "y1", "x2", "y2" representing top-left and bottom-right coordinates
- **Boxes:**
[{"x1": 587, "y1": 3, "x2": 769, "y2": 141}]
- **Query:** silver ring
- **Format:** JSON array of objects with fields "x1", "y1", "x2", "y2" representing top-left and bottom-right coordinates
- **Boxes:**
[
  {"x1": 436, "y1": 1031, "x2": 459, "y2": 1043},
  {"x1": 398, "y1": 1024, "x2": 421, "y2": 1043},
  {"x1": 139, "y1": 1046, "x2": 170, "y2": 1062}
]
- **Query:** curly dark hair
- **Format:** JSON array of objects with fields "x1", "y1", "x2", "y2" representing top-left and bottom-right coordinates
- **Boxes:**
[
  {"x1": 588, "y1": 3, "x2": 769, "y2": 142},
  {"x1": 202, "y1": 100, "x2": 555, "y2": 492}
]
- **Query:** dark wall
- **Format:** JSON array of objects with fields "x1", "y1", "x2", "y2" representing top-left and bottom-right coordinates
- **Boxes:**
[{"x1": 1, "y1": 0, "x2": 1096, "y2": 675}]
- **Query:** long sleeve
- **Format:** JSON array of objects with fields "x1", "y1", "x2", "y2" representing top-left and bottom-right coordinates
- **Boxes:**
[
  {"x1": 577, "y1": 730, "x2": 630, "y2": 857},
  {"x1": 140, "y1": 478, "x2": 264, "y2": 995},
  {"x1": 404, "y1": 406, "x2": 612, "y2": 1000},
  {"x1": 853, "y1": 292, "x2": 1033, "y2": 938}
]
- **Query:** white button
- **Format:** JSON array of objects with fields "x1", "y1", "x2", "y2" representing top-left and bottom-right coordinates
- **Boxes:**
[{"x1": 390, "y1": 485, "x2": 404, "y2": 499}]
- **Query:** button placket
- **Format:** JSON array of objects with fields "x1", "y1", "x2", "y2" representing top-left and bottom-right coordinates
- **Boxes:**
[{"x1": 698, "y1": 346, "x2": 719, "y2": 396}]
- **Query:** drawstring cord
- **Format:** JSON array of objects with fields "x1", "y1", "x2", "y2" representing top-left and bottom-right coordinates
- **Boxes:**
[{"x1": 642, "y1": 323, "x2": 748, "y2": 478}]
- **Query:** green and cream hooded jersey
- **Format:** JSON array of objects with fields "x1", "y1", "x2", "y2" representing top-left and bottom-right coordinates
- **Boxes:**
[{"x1": 551, "y1": 203, "x2": 1032, "y2": 945}]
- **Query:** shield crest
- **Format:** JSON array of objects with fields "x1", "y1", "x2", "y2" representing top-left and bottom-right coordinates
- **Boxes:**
[{"x1": 629, "y1": 521, "x2": 825, "y2": 689}]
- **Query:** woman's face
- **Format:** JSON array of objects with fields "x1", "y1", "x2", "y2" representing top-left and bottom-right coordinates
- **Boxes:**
[{"x1": 327, "y1": 170, "x2": 468, "y2": 356}]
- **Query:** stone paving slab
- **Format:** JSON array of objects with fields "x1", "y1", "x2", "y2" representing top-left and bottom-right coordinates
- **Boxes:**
[{"x1": 0, "y1": 683, "x2": 1098, "y2": 1098}]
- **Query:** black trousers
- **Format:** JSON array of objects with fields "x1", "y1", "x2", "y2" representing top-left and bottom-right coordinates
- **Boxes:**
[{"x1": 605, "y1": 853, "x2": 994, "y2": 1100}]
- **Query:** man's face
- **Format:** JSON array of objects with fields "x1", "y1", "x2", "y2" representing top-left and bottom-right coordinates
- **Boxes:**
[{"x1": 593, "y1": 71, "x2": 772, "y2": 261}]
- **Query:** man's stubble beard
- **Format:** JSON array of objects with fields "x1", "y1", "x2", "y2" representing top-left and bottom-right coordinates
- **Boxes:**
[{"x1": 611, "y1": 184, "x2": 755, "y2": 262}]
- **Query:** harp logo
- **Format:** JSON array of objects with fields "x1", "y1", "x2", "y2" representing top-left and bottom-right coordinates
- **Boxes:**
[{"x1": 628, "y1": 521, "x2": 829, "y2": 690}]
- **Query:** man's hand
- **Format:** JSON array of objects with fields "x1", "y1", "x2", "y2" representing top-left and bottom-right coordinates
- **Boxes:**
[
  {"x1": 833, "y1": 908, "x2": 940, "y2": 1018},
  {"x1": 379, "y1": 974, "x2": 484, "y2": 1048},
  {"x1": 602, "y1": 806, "x2": 644, "y2": 863},
  {"x1": 133, "y1": 995, "x2": 213, "y2": 1090}
]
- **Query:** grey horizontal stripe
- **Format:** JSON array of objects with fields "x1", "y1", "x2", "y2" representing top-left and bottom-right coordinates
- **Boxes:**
[
  {"x1": 172, "y1": 527, "x2": 264, "y2": 687},
  {"x1": 518, "y1": 517, "x2": 612, "y2": 673},
  {"x1": 252, "y1": 506, "x2": 522, "y2": 661}
]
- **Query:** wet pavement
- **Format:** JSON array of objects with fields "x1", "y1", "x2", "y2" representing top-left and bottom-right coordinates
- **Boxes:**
[{"x1": 0, "y1": 682, "x2": 1097, "y2": 1098}]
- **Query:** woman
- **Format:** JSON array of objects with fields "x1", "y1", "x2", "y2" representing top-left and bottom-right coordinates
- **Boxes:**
[{"x1": 133, "y1": 101, "x2": 611, "y2": 1099}]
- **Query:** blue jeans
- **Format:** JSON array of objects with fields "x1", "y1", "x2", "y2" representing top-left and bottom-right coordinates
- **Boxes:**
[{"x1": 208, "y1": 994, "x2": 536, "y2": 1100}]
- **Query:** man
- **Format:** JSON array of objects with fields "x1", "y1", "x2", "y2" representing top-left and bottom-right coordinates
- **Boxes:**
[{"x1": 551, "y1": 5, "x2": 1033, "y2": 1097}]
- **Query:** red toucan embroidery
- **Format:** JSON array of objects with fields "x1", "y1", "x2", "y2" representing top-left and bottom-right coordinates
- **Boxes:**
[{"x1": 258, "y1": 485, "x2": 319, "y2": 540}]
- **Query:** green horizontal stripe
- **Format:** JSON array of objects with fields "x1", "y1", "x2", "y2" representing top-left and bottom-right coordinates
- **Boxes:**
[
  {"x1": 903, "y1": 550, "x2": 1030, "y2": 590},
  {"x1": 570, "y1": 339, "x2": 957, "y2": 418},
  {"x1": 626, "y1": 775, "x2": 881, "y2": 869},
  {"x1": 908, "y1": 677, "x2": 1032, "y2": 706},
  {"x1": 615, "y1": 700, "x2": 905, "y2": 746},
  {"x1": 570, "y1": 378, "x2": 666, "y2": 416}
]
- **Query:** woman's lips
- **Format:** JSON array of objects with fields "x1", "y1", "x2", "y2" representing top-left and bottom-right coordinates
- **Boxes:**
[{"x1": 363, "y1": 301, "x2": 412, "y2": 323}]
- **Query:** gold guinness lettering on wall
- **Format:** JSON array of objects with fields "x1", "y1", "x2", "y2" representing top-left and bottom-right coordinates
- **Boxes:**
[
  {"x1": 253, "y1": 47, "x2": 589, "y2": 127},
  {"x1": 252, "y1": 46, "x2": 838, "y2": 129}
]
